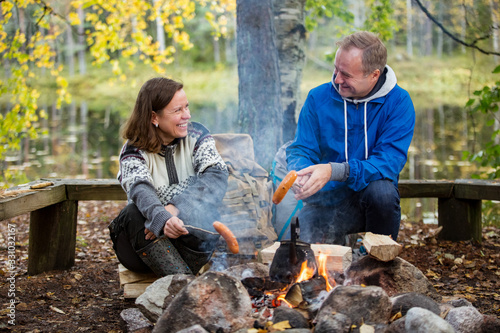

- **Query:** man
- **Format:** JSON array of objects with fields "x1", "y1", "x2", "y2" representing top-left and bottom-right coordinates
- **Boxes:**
[{"x1": 286, "y1": 31, "x2": 415, "y2": 245}]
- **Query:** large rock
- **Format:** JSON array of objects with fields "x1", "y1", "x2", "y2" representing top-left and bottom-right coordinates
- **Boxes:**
[
  {"x1": 481, "y1": 315, "x2": 500, "y2": 333},
  {"x1": 405, "y1": 307, "x2": 455, "y2": 333},
  {"x1": 313, "y1": 312, "x2": 351, "y2": 333},
  {"x1": 153, "y1": 271, "x2": 254, "y2": 333},
  {"x1": 120, "y1": 307, "x2": 153, "y2": 333},
  {"x1": 390, "y1": 292, "x2": 441, "y2": 316},
  {"x1": 272, "y1": 306, "x2": 309, "y2": 329},
  {"x1": 135, "y1": 274, "x2": 195, "y2": 322},
  {"x1": 316, "y1": 285, "x2": 392, "y2": 327},
  {"x1": 222, "y1": 262, "x2": 269, "y2": 280},
  {"x1": 343, "y1": 256, "x2": 442, "y2": 302},
  {"x1": 445, "y1": 306, "x2": 483, "y2": 333}
]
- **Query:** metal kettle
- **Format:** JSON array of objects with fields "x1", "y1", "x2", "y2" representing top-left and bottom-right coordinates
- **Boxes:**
[{"x1": 269, "y1": 217, "x2": 317, "y2": 283}]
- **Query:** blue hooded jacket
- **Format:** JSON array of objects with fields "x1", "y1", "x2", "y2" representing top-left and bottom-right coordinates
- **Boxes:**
[{"x1": 286, "y1": 65, "x2": 415, "y2": 202}]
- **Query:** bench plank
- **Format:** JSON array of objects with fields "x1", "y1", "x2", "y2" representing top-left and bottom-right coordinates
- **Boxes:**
[
  {"x1": 63, "y1": 179, "x2": 127, "y2": 201},
  {"x1": 453, "y1": 179, "x2": 500, "y2": 201},
  {"x1": 398, "y1": 180, "x2": 454, "y2": 198},
  {"x1": 0, "y1": 183, "x2": 67, "y2": 221}
]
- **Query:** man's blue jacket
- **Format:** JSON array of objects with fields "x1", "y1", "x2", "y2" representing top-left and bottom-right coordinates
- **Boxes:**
[{"x1": 286, "y1": 65, "x2": 415, "y2": 202}]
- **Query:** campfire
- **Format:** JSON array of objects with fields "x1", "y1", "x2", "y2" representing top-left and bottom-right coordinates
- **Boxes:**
[
  {"x1": 126, "y1": 232, "x2": 472, "y2": 333},
  {"x1": 243, "y1": 253, "x2": 336, "y2": 311}
]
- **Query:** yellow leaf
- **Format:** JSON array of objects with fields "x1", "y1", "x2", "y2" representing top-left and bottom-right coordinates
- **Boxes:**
[{"x1": 271, "y1": 320, "x2": 292, "y2": 331}]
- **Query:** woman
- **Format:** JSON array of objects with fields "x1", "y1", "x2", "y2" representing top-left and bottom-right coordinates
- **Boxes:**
[{"x1": 109, "y1": 77, "x2": 229, "y2": 276}]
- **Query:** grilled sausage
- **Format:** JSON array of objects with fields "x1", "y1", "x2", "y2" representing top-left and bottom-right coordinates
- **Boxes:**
[
  {"x1": 213, "y1": 221, "x2": 239, "y2": 254},
  {"x1": 272, "y1": 170, "x2": 298, "y2": 205}
]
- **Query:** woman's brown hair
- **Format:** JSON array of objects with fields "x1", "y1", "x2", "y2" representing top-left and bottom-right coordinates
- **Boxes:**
[{"x1": 121, "y1": 77, "x2": 184, "y2": 153}]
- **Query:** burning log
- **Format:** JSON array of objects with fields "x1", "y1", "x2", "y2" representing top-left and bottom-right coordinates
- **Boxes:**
[
  {"x1": 363, "y1": 232, "x2": 403, "y2": 262},
  {"x1": 285, "y1": 276, "x2": 329, "y2": 307},
  {"x1": 260, "y1": 242, "x2": 352, "y2": 273},
  {"x1": 241, "y1": 276, "x2": 289, "y2": 297}
]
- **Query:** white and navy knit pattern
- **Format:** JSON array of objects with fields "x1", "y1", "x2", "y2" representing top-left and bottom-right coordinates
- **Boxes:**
[{"x1": 118, "y1": 122, "x2": 227, "y2": 206}]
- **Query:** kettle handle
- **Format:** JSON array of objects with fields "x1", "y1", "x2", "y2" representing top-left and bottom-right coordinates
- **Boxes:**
[{"x1": 290, "y1": 217, "x2": 298, "y2": 265}]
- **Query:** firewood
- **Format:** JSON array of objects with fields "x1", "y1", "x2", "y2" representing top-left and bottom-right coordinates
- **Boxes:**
[
  {"x1": 118, "y1": 264, "x2": 158, "y2": 299},
  {"x1": 241, "y1": 277, "x2": 289, "y2": 296},
  {"x1": 259, "y1": 242, "x2": 352, "y2": 273},
  {"x1": 118, "y1": 264, "x2": 157, "y2": 286},
  {"x1": 258, "y1": 242, "x2": 281, "y2": 264},
  {"x1": 310, "y1": 244, "x2": 352, "y2": 272},
  {"x1": 123, "y1": 283, "x2": 152, "y2": 299},
  {"x1": 362, "y1": 232, "x2": 402, "y2": 262}
]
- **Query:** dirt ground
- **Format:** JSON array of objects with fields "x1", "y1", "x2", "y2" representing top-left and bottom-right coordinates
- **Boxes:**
[{"x1": 0, "y1": 201, "x2": 499, "y2": 332}]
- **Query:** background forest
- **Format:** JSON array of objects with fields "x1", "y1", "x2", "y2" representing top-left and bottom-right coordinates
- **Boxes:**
[{"x1": 0, "y1": 0, "x2": 499, "y2": 223}]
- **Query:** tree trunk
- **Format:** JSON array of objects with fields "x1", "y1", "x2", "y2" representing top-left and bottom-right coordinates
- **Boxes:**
[
  {"x1": 273, "y1": 0, "x2": 306, "y2": 143},
  {"x1": 213, "y1": 37, "x2": 221, "y2": 64},
  {"x1": 77, "y1": 6, "x2": 86, "y2": 74},
  {"x1": 236, "y1": 0, "x2": 282, "y2": 169},
  {"x1": 153, "y1": 0, "x2": 166, "y2": 52},
  {"x1": 423, "y1": 1, "x2": 432, "y2": 56},
  {"x1": 436, "y1": 0, "x2": 443, "y2": 58},
  {"x1": 66, "y1": 23, "x2": 75, "y2": 76},
  {"x1": 490, "y1": 0, "x2": 499, "y2": 64},
  {"x1": 406, "y1": 0, "x2": 413, "y2": 56}
]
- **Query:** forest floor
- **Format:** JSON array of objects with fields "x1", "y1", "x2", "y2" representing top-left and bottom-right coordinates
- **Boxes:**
[{"x1": 0, "y1": 201, "x2": 499, "y2": 332}]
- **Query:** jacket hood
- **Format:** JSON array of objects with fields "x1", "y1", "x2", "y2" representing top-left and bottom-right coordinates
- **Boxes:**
[{"x1": 332, "y1": 65, "x2": 397, "y2": 104}]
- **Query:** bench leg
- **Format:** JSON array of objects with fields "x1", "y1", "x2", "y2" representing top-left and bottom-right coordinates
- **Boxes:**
[
  {"x1": 28, "y1": 200, "x2": 78, "y2": 275},
  {"x1": 438, "y1": 198, "x2": 482, "y2": 243}
]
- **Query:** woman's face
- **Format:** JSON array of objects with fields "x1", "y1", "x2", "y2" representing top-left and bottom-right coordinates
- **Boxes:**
[{"x1": 152, "y1": 88, "x2": 191, "y2": 145}]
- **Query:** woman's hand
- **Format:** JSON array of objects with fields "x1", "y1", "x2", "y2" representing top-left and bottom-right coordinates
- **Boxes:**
[
  {"x1": 144, "y1": 228, "x2": 156, "y2": 241},
  {"x1": 165, "y1": 203, "x2": 180, "y2": 216},
  {"x1": 163, "y1": 216, "x2": 189, "y2": 239}
]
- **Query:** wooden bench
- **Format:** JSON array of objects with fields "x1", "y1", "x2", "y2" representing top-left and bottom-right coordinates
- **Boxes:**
[{"x1": 1, "y1": 178, "x2": 499, "y2": 275}]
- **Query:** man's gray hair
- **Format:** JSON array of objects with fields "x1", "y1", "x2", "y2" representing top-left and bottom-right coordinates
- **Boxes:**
[{"x1": 336, "y1": 31, "x2": 387, "y2": 75}]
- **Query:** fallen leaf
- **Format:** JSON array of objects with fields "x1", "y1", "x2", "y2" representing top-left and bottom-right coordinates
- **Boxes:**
[
  {"x1": 270, "y1": 320, "x2": 292, "y2": 331},
  {"x1": 359, "y1": 324, "x2": 375, "y2": 333},
  {"x1": 390, "y1": 311, "x2": 402, "y2": 322},
  {"x1": 50, "y1": 305, "x2": 65, "y2": 314},
  {"x1": 16, "y1": 302, "x2": 28, "y2": 311}
]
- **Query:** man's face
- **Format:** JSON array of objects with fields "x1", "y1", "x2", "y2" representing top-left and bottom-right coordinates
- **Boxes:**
[{"x1": 333, "y1": 47, "x2": 380, "y2": 99}]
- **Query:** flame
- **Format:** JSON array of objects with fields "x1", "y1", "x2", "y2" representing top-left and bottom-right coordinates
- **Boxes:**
[
  {"x1": 277, "y1": 294, "x2": 293, "y2": 307},
  {"x1": 271, "y1": 254, "x2": 336, "y2": 309},
  {"x1": 318, "y1": 253, "x2": 335, "y2": 291},
  {"x1": 295, "y1": 260, "x2": 315, "y2": 283}
]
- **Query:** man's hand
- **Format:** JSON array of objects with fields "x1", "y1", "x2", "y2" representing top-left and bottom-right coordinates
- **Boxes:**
[{"x1": 293, "y1": 164, "x2": 332, "y2": 200}]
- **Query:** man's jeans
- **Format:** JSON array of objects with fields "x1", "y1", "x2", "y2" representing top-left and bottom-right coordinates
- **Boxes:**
[{"x1": 297, "y1": 180, "x2": 401, "y2": 245}]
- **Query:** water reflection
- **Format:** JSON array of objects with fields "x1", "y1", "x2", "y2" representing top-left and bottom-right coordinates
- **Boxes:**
[{"x1": 4, "y1": 101, "x2": 240, "y2": 182}]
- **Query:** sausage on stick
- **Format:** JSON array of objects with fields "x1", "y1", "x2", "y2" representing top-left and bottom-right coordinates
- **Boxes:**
[
  {"x1": 272, "y1": 170, "x2": 298, "y2": 205},
  {"x1": 213, "y1": 221, "x2": 239, "y2": 254}
]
